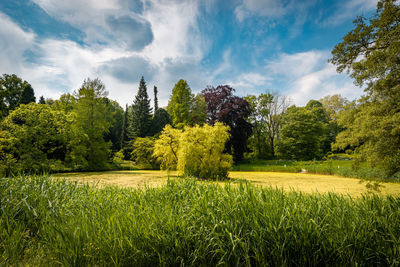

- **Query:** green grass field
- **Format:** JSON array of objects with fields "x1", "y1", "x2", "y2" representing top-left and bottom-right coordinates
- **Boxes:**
[
  {"x1": 1, "y1": 175, "x2": 400, "y2": 266},
  {"x1": 55, "y1": 170, "x2": 400, "y2": 197}
]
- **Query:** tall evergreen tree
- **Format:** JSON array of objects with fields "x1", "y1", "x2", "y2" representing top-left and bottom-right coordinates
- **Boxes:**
[
  {"x1": 131, "y1": 77, "x2": 152, "y2": 138},
  {"x1": 120, "y1": 104, "x2": 129, "y2": 149},
  {"x1": 154, "y1": 86, "x2": 158, "y2": 113},
  {"x1": 38, "y1": 96, "x2": 46, "y2": 104}
]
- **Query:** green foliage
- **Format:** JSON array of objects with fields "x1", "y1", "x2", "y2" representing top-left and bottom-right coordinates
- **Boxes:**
[
  {"x1": 178, "y1": 123, "x2": 232, "y2": 179},
  {"x1": 0, "y1": 103, "x2": 70, "y2": 175},
  {"x1": 167, "y1": 79, "x2": 193, "y2": 128},
  {"x1": 38, "y1": 96, "x2": 46, "y2": 104},
  {"x1": 131, "y1": 137, "x2": 158, "y2": 169},
  {"x1": 154, "y1": 123, "x2": 232, "y2": 179},
  {"x1": 72, "y1": 78, "x2": 113, "y2": 170},
  {"x1": 330, "y1": 0, "x2": 400, "y2": 176},
  {"x1": 190, "y1": 93, "x2": 207, "y2": 126},
  {"x1": 1, "y1": 175, "x2": 400, "y2": 266},
  {"x1": 277, "y1": 101, "x2": 330, "y2": 160},
  {"x1": 149, "y1": 108, "x2": 170, "y2": 136},
  {"x1": 0, "y1": 74, "x2": 36, "y2": 119},
  {"x1": 245, "y1": 93, "x2": 289, "y2": 158},
  {"x1": 103, "y1": 99, "x2": 124, "y2": 152},
  {"x1": 153, "y1": 125, "x2": 181, "y2": 170},
  {"x1": 153, "y1": 85, "x2": 158, "y2": 112},
  {"x1": 130, "y1": 76, "x2": 152, "y2": 138}
]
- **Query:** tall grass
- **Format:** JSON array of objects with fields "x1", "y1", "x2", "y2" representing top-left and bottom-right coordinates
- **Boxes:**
[{"x1": 1, "y1": 175, "x2": 400, "y2": 266}]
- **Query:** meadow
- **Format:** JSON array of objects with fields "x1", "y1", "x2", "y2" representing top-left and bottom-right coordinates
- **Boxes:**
[
  {"x1": 232, "y1": 158, "x2": 397, "y2": 181},
  {"x1": 1, "y1": 174, "x2": 400, "y2": 266}
]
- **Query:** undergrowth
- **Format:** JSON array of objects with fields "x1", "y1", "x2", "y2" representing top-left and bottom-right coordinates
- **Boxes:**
[{"x1": 1, "y1": 175, "x2": 399, "y2": 266}]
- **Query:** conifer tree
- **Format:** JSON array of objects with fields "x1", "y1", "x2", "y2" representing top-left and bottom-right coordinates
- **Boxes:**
[
  {"x1": 120, "y1": 104, "x2": 129, "y2": 149},
  {"x1": 154, "y1": 86, "x2": 158, "y2": 113},
  {"x1": 38, "y1": 96, "x2": 46, "y2": 104},
  {"x1": 131, "y1": 77, "x2": 152, "y2": 137}
]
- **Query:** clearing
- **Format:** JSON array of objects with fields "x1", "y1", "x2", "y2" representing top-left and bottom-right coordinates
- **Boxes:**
[{"x1": 55, "y1": 170, "x2": 400, "y2": 197}]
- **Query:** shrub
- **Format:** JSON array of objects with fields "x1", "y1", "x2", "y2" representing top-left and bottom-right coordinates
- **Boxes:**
[
  {"x1": 131, "y1": 137, "x2": 158, "y2": 169},
  {"x1": 154, "y1": 123, "x2": 232, "y2": 179}
]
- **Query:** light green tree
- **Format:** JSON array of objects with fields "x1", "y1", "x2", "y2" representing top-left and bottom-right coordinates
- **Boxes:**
[
  {"x1": 153, "y1": 125, "x2": 182, "y2": 170},
  {"x1": 131, "y1": 137, "x2": 158, "y2": 169},
  {"x1": 329, "y1": 0, "x2": 400, "y2": 176},
  {"x1": 153, "y1": 123, "x2": 232, "y2": 179},
  {"x1": 167, "y1": 79, "x2": 193, "y2": 128},
  {"x1": 72, "y1": 78, "x2": 113, "y2": 170}
]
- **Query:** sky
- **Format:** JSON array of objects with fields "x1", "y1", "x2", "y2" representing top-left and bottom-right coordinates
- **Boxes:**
[{"x1": 0, "y1": 0, "x2": 378, "y2": 107}]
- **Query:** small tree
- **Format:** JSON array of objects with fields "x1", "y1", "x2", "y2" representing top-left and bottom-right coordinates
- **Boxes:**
[
  {"x1": 131, "y1": 137, "x2": 158, "y2": 169},
  {"x1": 153, "y1": 125, "x2": 182, "y2": 170},
  {"x1": 178, "y1": 123, "x2": 232, "y2": 179},
  {"x1": 153, "y1": 123, "x2": 232, "y2": 179}
]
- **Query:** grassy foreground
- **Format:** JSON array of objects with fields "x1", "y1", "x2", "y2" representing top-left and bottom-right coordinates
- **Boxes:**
[{"x1": 1, "y1": 175, "x2": 400, "y2": 266}]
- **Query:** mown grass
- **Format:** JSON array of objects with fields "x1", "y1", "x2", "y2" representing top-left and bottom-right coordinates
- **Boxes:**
[
  {"x1": 1, "y1": 175, "x2": 400, "y2": 266},
  {"x1": 233, "y1": 159, "x2": 398, "y2": 181}
]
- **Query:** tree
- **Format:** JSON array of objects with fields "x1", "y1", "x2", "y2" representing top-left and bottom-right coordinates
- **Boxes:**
[
  {"x1": 153, "y1": 125, "x2": 182, "y2": 170},
  {"x1": 72, "y1": 78, "x2": 113, "y2": 170},
  {"x1": 246, "y1": 93, "x2": 289, "y2": 158},
  {"x1": 149, "y1": 108, "x2": 170, "y2": 136},
  {"x1": 177, "y1": 123, "x2": 232, "y2": 179},
  {"x1": 103, "y1": 99, "x2": 124, "y2": 152},
  {"x1": 277, "y1": 101, "x2": 330, "y2": 160},
  {"x1": 167, "y1": 79, "x2": 193, "y2": 128},
  {"x1": 202, "y1": 85, "x2": 252, "y2": 162},
  {"x1": 131, "y1": 137, "x2": 158, "y2": 169},
  {"x1": 120, "y1": 104, "x2": 130, "y2": 150},
  {"x1": 130, "y1": 77, "x2": 152, "y2": 138},
  {"x1": 0, "y1": 74, "x2": 36, "y2": 118},
  {"x1": 153, "y1": 123, "x2": 232, "y2": 179},
  {"x1": 329, "y1": 0, "x2": 400, "y2": 176},
  {"x1": 154, "y1": 86, "x2": 158, "y2": 113},
  {"x1": 0, "y1": 103, "x2": 70, "y2": 174},
  {"x1": 38, "y1": 96, "x2": 46, "y2": 104},
  {"x1": 190, "y1": 94, "x2": 207, "y2": 126}
]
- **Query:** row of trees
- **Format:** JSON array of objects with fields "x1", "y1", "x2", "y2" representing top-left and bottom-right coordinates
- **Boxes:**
[{"x1": 0, "y1": 71, "x2": 353, "y2": 176}]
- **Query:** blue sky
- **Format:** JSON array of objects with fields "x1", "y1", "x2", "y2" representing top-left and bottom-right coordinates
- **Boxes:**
[{"x1": 0, "y1": 0, "x2": 378, "y2": 107}]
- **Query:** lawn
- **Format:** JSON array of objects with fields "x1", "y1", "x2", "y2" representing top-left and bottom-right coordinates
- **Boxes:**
[{"x1": 55, "y1": 170, "x2": 400, "y2": 197}]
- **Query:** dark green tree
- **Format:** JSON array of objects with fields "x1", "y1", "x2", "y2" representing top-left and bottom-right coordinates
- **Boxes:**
[
  {"x1": 277, "y1": 101, "x2": 330, "y2": 160},
  {"x1": 103, "y1": 99, "x2": 124, "y2": 152},
  {"x1": 150, "y1": 108, "x2": 170, "y2": 136},
  {"x1": 38, "y1": 96, "x2": 46, "y2": 104},
  {"x1": 130, "y1": 77, "x2": 152, "y2": 138},
  {"x1": 154, "y1": 86, "x2": 158, "y2": 113},
  {"x1": 0, "y1": 74, "x2": 36, "y2": 118},
  {"x1": 329, "y1": 0, "x2": 400, "y2": 176}
]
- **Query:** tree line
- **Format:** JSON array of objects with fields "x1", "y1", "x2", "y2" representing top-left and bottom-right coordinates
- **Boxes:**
[{"x1": 0, "y1": 0, "x2": 399, "y2": 178}]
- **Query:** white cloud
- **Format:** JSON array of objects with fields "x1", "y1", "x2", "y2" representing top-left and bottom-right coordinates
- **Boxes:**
[
  {"x1": 235, "y1": 0, "x2": 291, "y2": 21},
  {"x1": 323, "y1": 0, "x2": 378, "y2": 26},
  {"x1": 0, "y1": 13, "x2": 35, "y2": 74},
  {"x1": 264, "y1": 50, "x2": 364, "y2": 106}
]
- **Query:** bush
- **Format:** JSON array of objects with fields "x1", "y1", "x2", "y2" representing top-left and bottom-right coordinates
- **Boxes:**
[
  {"x1": 154, "y1": 123, "x2": 232, "y2": 179},
  {"x1": 131, "y1": 137, "x2": 158, "y2": 169}
]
